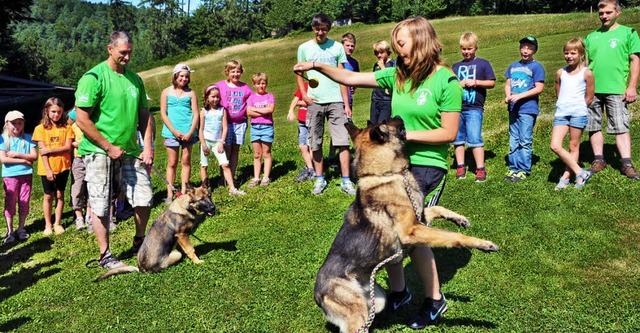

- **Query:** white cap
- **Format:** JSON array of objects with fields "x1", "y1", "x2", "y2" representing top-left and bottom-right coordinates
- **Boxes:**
[
  {"x1": 172, "y1": 64, "x2": 193, "y2": 75},
  {"x1": 5, "y1": 110, "x2": 24, "y2": 122}
]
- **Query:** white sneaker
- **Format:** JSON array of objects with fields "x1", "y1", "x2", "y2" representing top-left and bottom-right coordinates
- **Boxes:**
[
  {"x1": 312, "y1": 179, "x2": 327, "y2": 195},
  {"x1": 340, "y1": 180, "x2": 357, "y2": 195}
]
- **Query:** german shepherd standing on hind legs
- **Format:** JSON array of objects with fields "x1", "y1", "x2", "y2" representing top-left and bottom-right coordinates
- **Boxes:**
[
  {"x1": 314, "y1": 117, "x2": 499, "y2": 333},
  {"x1": 94, "y1": 184, "x2": 216, "y2": 282}
]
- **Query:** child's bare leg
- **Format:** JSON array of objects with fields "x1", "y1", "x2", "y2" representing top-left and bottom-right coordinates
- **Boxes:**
[
  {"x1": 166, "y1": 146, "x2": 179, "y2": 198},
  {"x1": 54, "y1": 190, "x2": 64, "y2": 227},
  {"x1": 200, "y1": 166, "x2": 208, "y2": 186},
  {"x1": 299, "y1": 144, "x2": 313, "y2": 169},
  {"x1": 262, "y1": 142, "x2": 272, "y2": 179},
  {"x1": 43, "y1": 193, "x2": 53, "y2": 230},
  {"x1": 472, "y1": 146, "x2": 485, "y2": 169},
  {"x1": 454, "y1": 145, "x2": 466, "y2": 166},
  {"x1": 221, "y1": 164, "x2": 237, "y2": 191},
  {"x1": 252, "y1": 141, "x2": 263, "y2": 179},
  {"x1": 180, "y1": 145, "x2": 193, "y2": 193},
  {"x1": 5, "y1": 216, "x2": 14, "y2": 234}
]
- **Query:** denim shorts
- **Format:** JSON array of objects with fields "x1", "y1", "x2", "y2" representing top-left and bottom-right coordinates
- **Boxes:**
[
  {"x1": 553, "y1": 115, "x2": 588, "y2": 129},
  {"x1": 225, "y1": 122, "x2": 247, "y2": 145},
  {"x1": 452, "y1": 109, "x2": 484, "y2": 147},
  {"x1": 298, "y1": 121, "x2": 310, "y2": 146},
  {"x1": 164, "y1": 136, "x2": 198, "y2": 148},
  {"x1": 250, "y1": 124, "x2": 274, "y2": 143}
]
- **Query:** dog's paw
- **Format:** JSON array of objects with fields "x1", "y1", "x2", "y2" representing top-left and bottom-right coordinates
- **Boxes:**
[
  {"x1": 450, "y1": 215, "x2": 470, "y2": 228},
  {"x1": 478, "y1": 241, "x2": 499, "y2": 252}
]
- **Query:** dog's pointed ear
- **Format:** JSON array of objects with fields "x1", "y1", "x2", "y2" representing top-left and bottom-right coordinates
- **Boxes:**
[
  {"x1": 345, "y1": 122, "x2": 361, "y2": 141},
  {"x1": 366, "y1": 120, "x2": 373, "y2": 127},
  {"x1": 185, "y1": 183, "x2": 194, "y2": 192},
  {"x1": 370, "y1": 124, "x2": 390, "y2": 144}
]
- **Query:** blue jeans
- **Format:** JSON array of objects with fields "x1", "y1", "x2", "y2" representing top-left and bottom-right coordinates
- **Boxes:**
[
  {"x1": 453, "y1": 109, "x2": 484, "y2": 147},
  {"x1": 508, "y1": 112, "x2": 537, "y2": 174}
]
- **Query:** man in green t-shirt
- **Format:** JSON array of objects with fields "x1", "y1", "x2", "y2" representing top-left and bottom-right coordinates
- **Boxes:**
[
  {"x1": 75, "y1": 31, "x2": 155, "y2": 270},
  {"x1": 585, "y1": 0, "x2": 640, "y2": 179}
]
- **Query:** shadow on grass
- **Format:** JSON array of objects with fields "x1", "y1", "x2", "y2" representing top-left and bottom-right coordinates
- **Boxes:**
[
  {"x1": 546, "y1": 142, "x2": 619, "y2": 182},
  {"x1": 449, "y1": 149, "x2": 498, "y2": 172},
  {"x1": 0, "y1": 316, "x2": 31, "y2": 332},
  {"x1": 0, "y1": 255, "x2": 62, "y2": 310},
  {"x1": 195, "y1": 239, "x2": 238, "y2": 255},
  {"x1": 0, "y1": 237, "x2": 55, "y2": 276}
]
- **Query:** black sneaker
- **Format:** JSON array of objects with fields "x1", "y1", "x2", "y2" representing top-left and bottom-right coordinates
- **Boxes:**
[
  {"x1": 408, "y1": 293, "x2": 447, "y2": 330},
  {"x1": 386, "y1": 287, "x2": 412, "y2": 311}
]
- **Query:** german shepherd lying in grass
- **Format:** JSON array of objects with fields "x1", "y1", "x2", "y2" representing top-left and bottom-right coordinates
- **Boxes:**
[
  {"x1": 94, "y1": 184, "x2": 216, "y2": 282},
  {"x1": 314, "y1": 117, "x2": 499, "y2": 333}
]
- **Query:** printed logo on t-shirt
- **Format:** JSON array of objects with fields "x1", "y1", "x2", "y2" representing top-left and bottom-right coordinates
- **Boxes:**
[
  {"x1": 77, "y1": 93, "x2": 89, "y2": 104},
  {"x1": 416, "y1": 88, "x2": 433, "y2": 106},
  {"x1": 608, "y1": 38, "x2": 620, "y2": 48},
  {"x1": 457, "y1": 64, "x2": 477, "y2": 104},
  {"x1": 128, "y1": 86, "x2": 138, "y2": 99}
]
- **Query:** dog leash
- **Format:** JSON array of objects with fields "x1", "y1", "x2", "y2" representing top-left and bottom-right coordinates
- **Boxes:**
[
  {"x1": 356, "y1": 249, "x2": 404, "y2": 333},
  {"x1": 355, "y1": 171, "x2": 423, "y2": 333},
  {"x1": 402, "y1": 170, "x2": 423, "y2": 223},
  {"x1": 125, "y1": 152, "x2": 182, "y2": 197}
]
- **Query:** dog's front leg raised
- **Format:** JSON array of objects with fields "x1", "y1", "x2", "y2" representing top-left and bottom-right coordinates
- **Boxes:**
[
  {"x1": 393, "y1": 208, "x2": 498, "y2": 251},
  {"x1": 423, "y1": 206, "x2": 470, "y2": 228},
  {"x1": 176, "y1": 233, "x2": 204, "y2": 263}
]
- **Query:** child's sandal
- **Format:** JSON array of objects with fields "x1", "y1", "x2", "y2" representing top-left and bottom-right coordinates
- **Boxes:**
[
  {"x1": 575, "y1": 169, "x2": 592, "y2": 189},
  {"x1": 555, "y1": 178, "x2": 570, "y2": 190}
]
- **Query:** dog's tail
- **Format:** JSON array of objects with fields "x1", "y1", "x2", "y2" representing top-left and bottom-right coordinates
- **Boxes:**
[{"x1": 93, "y1": 266, "x2": 139, "y2": 282}]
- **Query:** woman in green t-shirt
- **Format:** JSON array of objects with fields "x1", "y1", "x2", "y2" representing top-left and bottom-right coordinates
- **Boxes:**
[{"x1": 294, "y1": 16, "x2": 462, "y2": 329}]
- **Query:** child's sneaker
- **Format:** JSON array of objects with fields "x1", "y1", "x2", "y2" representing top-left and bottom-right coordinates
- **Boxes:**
[
  {"x1": 511, "y1": 171, "x2": 528, "y2": 182},
  {"x1": 260, "y1": 178, "x2": 271, "y2": 186},
  {"x1": 15, "y1": 228, "x2": 29, "y2": 241},
  {"x1": 341, "y1": 180, "x2": 357, "y2": 195},
  {"x1": 408, "y1": 293, "x2": 447, "y2": 329},
  {"x1": 75, "y1": 217, "x2": 86, "y2": 230},
  {"x1": 312, "y1": 178, "x2": 327, "y2": 195},
  {"x1": 3, "y1": 232, "x2": 15, "y2": 244},
  {"x1": 475, "y1": 168, "x2": 487, "y2": 182},
  {"x1": 504, "y1": 170, "x2": 516, "y2": 182},
  {"x1": 247, "y1": 178, "x2": 261, "y2": 188},
  {"x1": 229, "y1": 188, "x2": 246, "y2": 196},
  {"x1": 98, "y1": 251, "x2": 126, "y2": 269},
  {"x1": 456, "y1": 164, "x2": 466, "y2": 179},
  {"x1": 295, "y1": 168, "x2": 312, "y2": 182}
]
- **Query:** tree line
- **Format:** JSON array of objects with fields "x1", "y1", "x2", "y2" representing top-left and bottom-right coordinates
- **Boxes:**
[{"x1": 2, "y1": 0, "x2": 639, "y2": 86}]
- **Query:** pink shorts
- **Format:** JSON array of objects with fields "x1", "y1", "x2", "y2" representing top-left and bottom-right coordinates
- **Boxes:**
[{"x1": 3, "y1": 174, "x2": 32, "y2": 219}]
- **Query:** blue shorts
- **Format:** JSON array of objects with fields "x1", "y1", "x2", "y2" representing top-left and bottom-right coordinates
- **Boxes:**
[
  {"x1": 298, "y1": 121, "x2": 310, "y2": 146},
  {"x1": 553, "y1": 115, "x2": 588, "y2": 129},
  {"x1": 225, "y1": 122, "x2": 247, "y2": 145},
  {"x1": 452, "y1": 109, "x2": 484, "y2": 147},
  {"x1": 250, "y1": 124, "x2": 274, "y2": 143}
]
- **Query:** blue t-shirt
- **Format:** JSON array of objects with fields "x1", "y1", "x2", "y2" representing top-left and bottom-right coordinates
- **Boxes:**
[
  {"x1": 0, "y1": 134, "x2": 36, "y2": 177},
  {"x1": 504, "y1": 60, "x2": 545, "y2": 115},
  {"x1": 452, "y1": 57, "x2": 496, "y2": 111}
]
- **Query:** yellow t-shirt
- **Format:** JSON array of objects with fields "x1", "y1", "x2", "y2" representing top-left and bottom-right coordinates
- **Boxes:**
[
  {"x1": 71, "y1": 123, "x2": 83, "y2": 157},
  {"x1": 32, "y1": 124, "x2": 74, "y2": 176}
]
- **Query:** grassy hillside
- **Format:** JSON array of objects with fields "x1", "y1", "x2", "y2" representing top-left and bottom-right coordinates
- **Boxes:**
[{"x1": 2, "y1": 11, "x2": 640, "y2": 332}]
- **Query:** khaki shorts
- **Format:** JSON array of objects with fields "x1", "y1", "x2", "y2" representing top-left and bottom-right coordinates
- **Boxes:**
[
  {"x1": 84, "y1": 154, "x2": 153, "y2": 217},
  {"x1": 307, "y1": 102, "x2": 350, "y2": 151}
]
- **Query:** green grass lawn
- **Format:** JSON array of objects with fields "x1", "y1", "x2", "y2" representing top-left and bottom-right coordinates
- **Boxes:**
[{"x1": 2, "y1": 11, "x2": 640, "y2": 332}]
